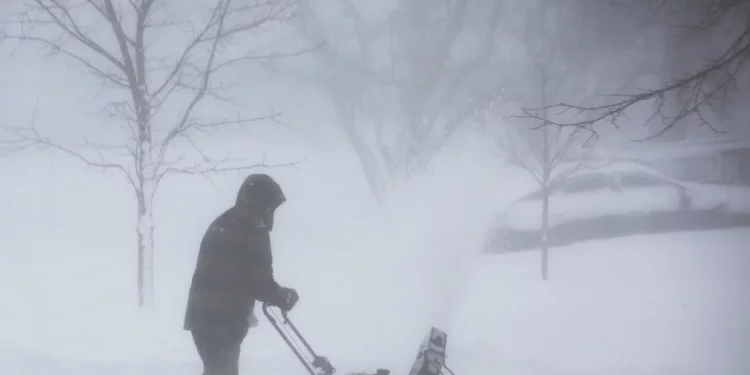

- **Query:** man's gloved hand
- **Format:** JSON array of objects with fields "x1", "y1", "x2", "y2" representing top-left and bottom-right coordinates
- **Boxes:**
[{"x1": 274, "y1": 286, "x2": 299, "y2": 312}]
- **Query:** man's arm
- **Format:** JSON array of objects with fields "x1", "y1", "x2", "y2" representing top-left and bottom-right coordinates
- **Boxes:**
[{"x1": 242, "y1": 228, "x2": 281, "y2": 304}]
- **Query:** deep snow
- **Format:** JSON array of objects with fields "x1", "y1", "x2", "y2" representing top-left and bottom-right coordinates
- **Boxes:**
[{"x1": 1, "y1": 143, "x2": 749, "y2": 375}]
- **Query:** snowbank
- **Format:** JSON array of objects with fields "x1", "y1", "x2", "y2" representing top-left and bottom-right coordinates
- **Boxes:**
[
  {"x1": 2, "y1": 135, "x2": 748, "y2": 375},
  {"x1": 450, "y1": 228, "x2": 750, "y2": 375}
]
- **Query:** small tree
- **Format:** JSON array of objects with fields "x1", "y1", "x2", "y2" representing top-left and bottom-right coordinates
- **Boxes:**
[
  {"x1": 482, "y1": 100, "x2": 594, "y2": 280},
  {"x1": 2, "y1": 0, "x2": 310, "y2": 307},
  {"x1": 478, "y1": 0, "x2": 600, "y2": 280}
]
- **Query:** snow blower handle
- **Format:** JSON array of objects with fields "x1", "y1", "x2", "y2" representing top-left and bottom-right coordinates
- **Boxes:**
[{"x1": 262, "y1": 302, "x2": 336, "y2": 375}]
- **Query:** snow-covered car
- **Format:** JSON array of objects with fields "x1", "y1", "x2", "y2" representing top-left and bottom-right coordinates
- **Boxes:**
[{"x1": 484, "y1": 161, "x2": 750, "y2": 253}]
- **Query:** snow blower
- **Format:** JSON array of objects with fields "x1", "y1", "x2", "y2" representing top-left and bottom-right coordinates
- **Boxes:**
[{"x1": 262, "y1": 303, "x2": 455, "y2": 375}]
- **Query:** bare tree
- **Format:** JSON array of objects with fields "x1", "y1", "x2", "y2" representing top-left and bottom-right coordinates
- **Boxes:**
[
  {"x1": 522, "y1": 0, "x2": 750, "y2": 141},
  {"x1": 291, "y1": 0, "x2": 503, "y2": 203},
  {"x1": 483, "y1": 105, "x2": 594, "y2": 280},
  {"x1": 479, "y1": 0, "x2": 598, "y2": 280},
  {"x1": 1, "y1": 0, "x2": 311, "y2": 307}
]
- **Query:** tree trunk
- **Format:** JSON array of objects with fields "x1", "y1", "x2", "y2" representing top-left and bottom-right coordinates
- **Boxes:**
[
  {"x1": 135, "y1": 95, "x2": 154, "y2": 306},
  {"x1": 133, "y1": 71, "x2": 154, "y2": 306},
  {"x1": 541, "y1": 185, "x2": 550, "y2": 281},
  {"x1": 540, "y1": 81, "x2": 551, "y2": 281},
  {"x1": 136, "y1": 190, "x2": 155, "y2": 307},
  {"x1": 331, "y1": 93, "x2": 387, "y2": 205}
]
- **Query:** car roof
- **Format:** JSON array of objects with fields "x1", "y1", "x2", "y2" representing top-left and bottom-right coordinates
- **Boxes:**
[
  {"x1": 513, "y1": 160, "x2": 684, "y2": 201},
  {"x1": 557, "y1": 160, "x2": 678, "y2": 182}
]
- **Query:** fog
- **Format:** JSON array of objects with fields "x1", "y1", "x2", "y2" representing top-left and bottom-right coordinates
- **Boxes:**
[{"x1": 1, "y1": 1, "x2": 749, "y2": 375}]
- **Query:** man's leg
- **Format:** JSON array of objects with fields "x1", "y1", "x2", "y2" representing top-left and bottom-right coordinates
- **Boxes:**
[{"x1": 191, "y1": 326, "x2": 246, "y2": 375}]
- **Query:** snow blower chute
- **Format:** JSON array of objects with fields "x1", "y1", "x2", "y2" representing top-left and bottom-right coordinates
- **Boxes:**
[{"x1": 262, "y1": 303, "x2": 456, "y2": 375}]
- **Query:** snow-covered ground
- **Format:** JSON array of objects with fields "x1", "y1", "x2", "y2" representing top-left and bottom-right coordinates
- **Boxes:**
[
  {"x1": 452, "y1": 228, "x2": 750, "y2": 375},
  {"x1": 1, "y1": 140, "x2": 749, "y2": 375}
]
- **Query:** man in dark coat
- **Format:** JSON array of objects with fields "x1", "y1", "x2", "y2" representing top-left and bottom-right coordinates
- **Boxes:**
[{"x1": 184, "y1": 174, "x2": 299, "y2": 375}]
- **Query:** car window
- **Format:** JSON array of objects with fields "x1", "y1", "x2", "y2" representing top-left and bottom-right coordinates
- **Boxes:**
[
  {"x1": 618, "y1": 174, "x2": 671, "y2": 188},
  {"x1": 560, "y1": 176, "x2": 609, "y2": 194}
]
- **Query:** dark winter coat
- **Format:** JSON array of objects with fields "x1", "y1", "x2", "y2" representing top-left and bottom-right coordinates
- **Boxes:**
[{"x1": 184, "y1": 205, "x2": 280, "y2": 332}]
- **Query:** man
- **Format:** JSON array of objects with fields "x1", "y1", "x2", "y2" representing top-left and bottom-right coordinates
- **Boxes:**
[{"x1": 184, "y1": 173, "x2": 299, "y2": 375}]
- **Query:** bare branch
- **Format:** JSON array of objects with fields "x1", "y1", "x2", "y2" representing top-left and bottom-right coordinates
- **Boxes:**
[
  {"x1": 150, "y1": 0, "x2": 232, "y2": 172},
  {"x1": 148, "y1": 0, "x2": 311, "y2": 178},
  {"x1": 548, "y1": 127, "x2": 596, "y2": 170},
  {"x1": 508, "y1": 154, "x2": 545, "y2": 186},
  {"x1": 21, "y1": 0, "x2": 127, "y2": 70},
  {"x1": 506, "y1": 123, "x2": 592, "y2": 188},
  {"x1": 150, "y1": 0, "x2": 301, "y2": 104},
  {"x1": 206, "y1": 40, "x2": 324, "y2": 75},
  {"x1": 0, "y1": 121, "x2": 138, "y2": 192},
  {"x1": 6, "y1": 32, "x2": 128, "y2": 87},
  {"x1": 473, "y1": 0, "x2": 602, "y2": 191},
  {"x1": 153, "y1": 111, "x2": 284, "y2": 167},
  {"x1": 5, "y1": 0, "x2": 309, "y2": 189},
  {"x1": 149, "y1": 2, "x2": 224, "y2": 100},
  {"x1": 520, "y1": 2, "x2": 750, "y2": 139},
  {"x1": 154, "y1": 154, "x2": 308, "y2": 187}
]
